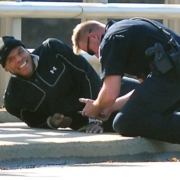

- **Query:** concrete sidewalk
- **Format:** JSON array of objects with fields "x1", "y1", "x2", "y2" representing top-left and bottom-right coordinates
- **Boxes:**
[
  {"x1": 0, "y1": 108, "x2": 20, "y2": 123},
  {"x1": 0, "y1": 109, "x2": 180, "y2": 164}
]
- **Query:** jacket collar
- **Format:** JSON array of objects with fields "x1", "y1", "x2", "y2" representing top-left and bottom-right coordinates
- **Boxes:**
[
  {"x1": 101, "y1": 20, "x2": 116, "y2": 42},
  {"x1": 105, "y1": 20, "x2": 116, "y2": 32}
]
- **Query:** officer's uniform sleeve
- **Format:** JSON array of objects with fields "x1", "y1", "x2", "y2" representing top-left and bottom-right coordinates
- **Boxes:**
[{"x1": 100, "y1": 34, "x2": 132, "y2": 80}]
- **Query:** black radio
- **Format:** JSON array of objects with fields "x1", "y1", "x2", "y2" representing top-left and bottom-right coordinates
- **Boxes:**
[
  {"x1": 130, "y1": 17, "x2": 180, "y2": 78},
  {"x1": 145, "y1": 37, "x2": 180, "y2": 77}
]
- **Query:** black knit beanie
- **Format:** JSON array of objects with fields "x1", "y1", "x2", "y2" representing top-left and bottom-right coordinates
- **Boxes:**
[{"x1": 0, "y1": 36, "x2": 25, "y2": 68}]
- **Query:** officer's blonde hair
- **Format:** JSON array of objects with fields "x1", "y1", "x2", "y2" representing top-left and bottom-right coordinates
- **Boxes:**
[{"x1": 72, "y1": 20, "x2": 102, "y2": 55}]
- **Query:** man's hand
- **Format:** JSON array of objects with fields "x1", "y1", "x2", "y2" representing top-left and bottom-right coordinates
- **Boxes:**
[
  {"x1": 78, "y1": 122, "x2": 103, "y2": 133},
  {"x1": 50, "y1": 113, "x2": 72, "y2": 128},
  {"x1": 79, "y1": 98, "x2": 101, "y2": 119}
]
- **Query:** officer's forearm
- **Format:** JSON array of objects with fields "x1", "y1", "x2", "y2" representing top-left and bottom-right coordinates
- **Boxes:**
[{"x1": 110, "y1": 90, "x2": 134, "y2": 112}]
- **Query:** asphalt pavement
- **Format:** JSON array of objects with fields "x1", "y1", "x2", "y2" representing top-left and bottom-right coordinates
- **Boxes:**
[{"x1": 0, "y1": 108, "x2": 180, "y2": 167}]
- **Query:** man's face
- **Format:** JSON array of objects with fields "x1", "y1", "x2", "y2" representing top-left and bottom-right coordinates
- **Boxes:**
[{"x1": 4, "y1": 46, "x2": 34, "y2": 78}]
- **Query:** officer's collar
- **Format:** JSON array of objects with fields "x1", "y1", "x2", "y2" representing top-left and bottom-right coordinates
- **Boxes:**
[
  {"x1": 101, "y1": 20, "x2": 116, "y2": 41},
  {"x1": 10, "y1": 54, "x2": 39, "y2": 77},
  {"x1": 105, "y1": 20, "x2": 116, "y2": 32}
]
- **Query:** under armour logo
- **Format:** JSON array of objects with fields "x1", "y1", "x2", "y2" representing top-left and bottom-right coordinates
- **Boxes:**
[{"x1": 50, "y1": 67, "x2": 57, "y2": 74}]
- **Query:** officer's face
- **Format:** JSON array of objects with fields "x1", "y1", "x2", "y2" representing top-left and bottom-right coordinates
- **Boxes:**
[
  {"x1": 4, "y1": 46, "x2": 34, "y2": 78},
  {"x1": 86, "y1": 29, "x2": 95, "y2": 56},
  {"x1": 79, "y1": 30, "x2": 100, "y2": 58}
]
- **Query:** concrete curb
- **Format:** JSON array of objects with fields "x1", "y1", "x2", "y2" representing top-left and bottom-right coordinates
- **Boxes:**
[{"x1": 0, "y1": 123, "x2": 180, "y2": 164}]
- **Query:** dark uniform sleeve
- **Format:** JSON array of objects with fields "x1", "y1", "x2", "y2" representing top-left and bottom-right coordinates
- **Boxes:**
[{"x1": 100, "y1": 34, "x2": 132, "y2": 80}]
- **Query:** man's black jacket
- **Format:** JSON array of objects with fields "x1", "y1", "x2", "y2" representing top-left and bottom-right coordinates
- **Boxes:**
[{"x1": 4, "y1": 38, "x2": 102, "y2": 130}]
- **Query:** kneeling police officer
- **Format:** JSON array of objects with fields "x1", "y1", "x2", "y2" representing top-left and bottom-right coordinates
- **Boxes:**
[{"x1": 72, "y1": 17, "x2": 180, "y2": 144}]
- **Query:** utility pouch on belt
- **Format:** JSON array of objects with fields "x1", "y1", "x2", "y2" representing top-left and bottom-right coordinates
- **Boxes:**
[
  {"x1": 130, "y1": 17, "x2": 180, "y2": 77},
  {"x1": 145, "y1": 43, "x2": 173, "y2": 74},
  {"x1": 145, "y1": 37, "x2": 180, "y2": 77}
]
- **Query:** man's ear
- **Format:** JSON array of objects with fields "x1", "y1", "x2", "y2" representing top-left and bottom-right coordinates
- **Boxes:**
[{"x1": 89, "y1": 32, "x2": 100, "y2": 40}]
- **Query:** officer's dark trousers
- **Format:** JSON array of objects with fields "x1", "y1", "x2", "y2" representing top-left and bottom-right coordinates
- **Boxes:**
[{"x1": 113, "y1": 72, "x2": 180, "y2": 144}]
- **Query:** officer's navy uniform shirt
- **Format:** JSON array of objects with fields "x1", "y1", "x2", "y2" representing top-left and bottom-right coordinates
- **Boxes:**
[{"x1": 99, "y1": 19, "x2": 180, "y2": 79}]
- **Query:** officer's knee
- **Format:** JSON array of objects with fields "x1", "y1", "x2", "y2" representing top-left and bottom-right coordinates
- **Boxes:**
[{"x1": 113, "y1": 112, "x2": 136, "y2": 137}]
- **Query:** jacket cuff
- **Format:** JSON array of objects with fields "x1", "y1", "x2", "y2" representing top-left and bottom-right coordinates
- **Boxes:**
[{"x1": 46, "y1": 116, "x2": 56, "y2": 129}]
